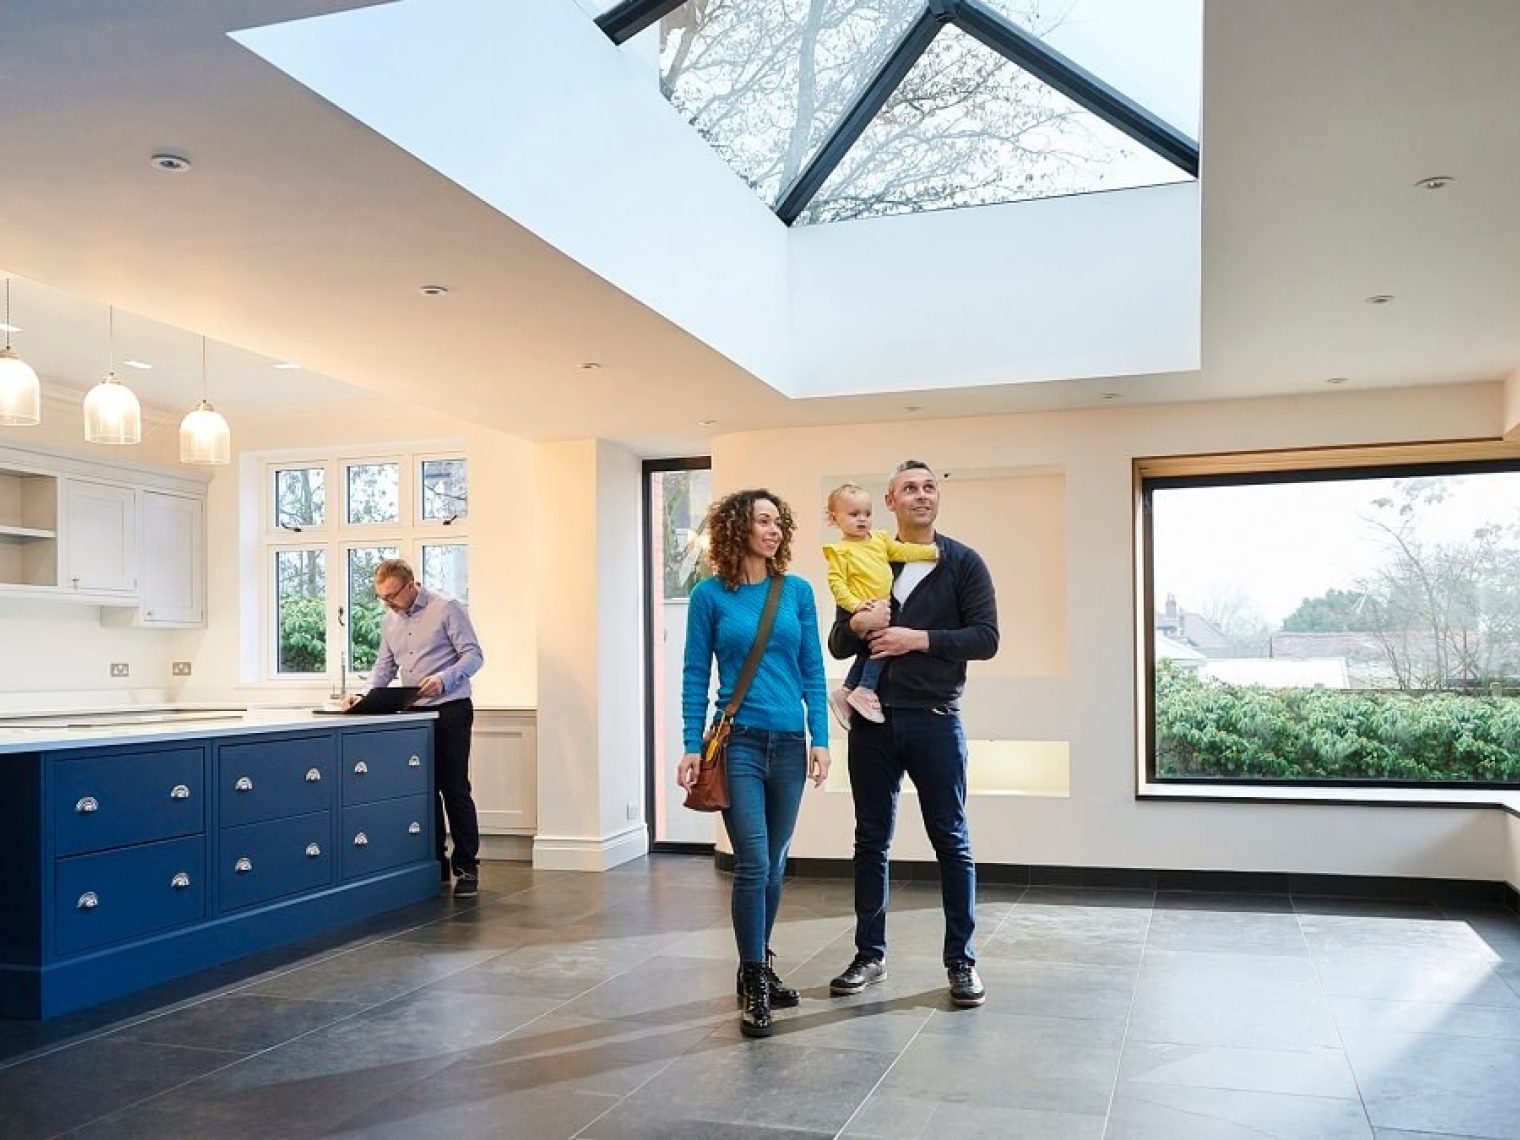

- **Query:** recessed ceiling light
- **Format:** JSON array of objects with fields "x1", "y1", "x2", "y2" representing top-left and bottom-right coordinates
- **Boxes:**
[
  {"x1": 579, "y1": 361, "x2": 602, "y2": 370},
  {"x1": 1366, "y1": 294, "x2": 1395, "y2": 305},
  {"x1": 1101, "y1": 392, "x2": 1122, "y2": 400},
  {"x1": 698, "y1": 419, "x2": 717, "y2": 426},
  {"x1": 903, "y1": 405, "x2": 921, "y2": 413},
  {"x1": 1326, "y1": 376, "x2": 1349, "y2": 385},
  {"x1": 122, "y1": 359, "x2": 153, "y2": 370},
  {"x1": 0, "y1": 322, "x2": 20, "y2": 334},
  {"x1": 272, "y1": 361, "x2": 301, "y2": 370},
  {"x1": 1415, "y1": 175, "x2": 1454, "y2": 190},
  {"x1": 149, "y1": 153, "x2": 192, "y2": 173},
  {"x1": 418, "y1": 284, "x2": 450, "y2": 297}
]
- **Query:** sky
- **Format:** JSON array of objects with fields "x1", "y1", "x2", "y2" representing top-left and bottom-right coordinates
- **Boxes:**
[{"x1": 1152, "y1": 473, "x2": 1520, "y2": 627}]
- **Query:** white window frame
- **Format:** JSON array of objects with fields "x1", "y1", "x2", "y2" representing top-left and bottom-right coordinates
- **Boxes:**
[{"x1": 260, "y1": 445, "x2": 469, "y2": 685}]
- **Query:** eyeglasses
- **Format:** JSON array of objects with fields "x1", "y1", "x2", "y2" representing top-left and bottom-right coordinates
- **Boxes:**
[{"x1": 376, "y1": 580, "x2": 410, "y2": 605}]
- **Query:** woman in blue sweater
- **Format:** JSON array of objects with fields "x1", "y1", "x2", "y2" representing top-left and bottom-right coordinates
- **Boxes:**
[{"x1": 679, "y1": 488, "x2": 831, "y2": 1038}]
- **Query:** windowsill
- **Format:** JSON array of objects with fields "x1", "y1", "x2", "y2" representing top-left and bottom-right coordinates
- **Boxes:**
[{"x1": 1139, "y1": 780, "x2": 1520, "y2": 817}]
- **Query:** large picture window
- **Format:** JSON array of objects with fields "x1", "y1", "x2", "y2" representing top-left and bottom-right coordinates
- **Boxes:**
[
  {"x1": 1142, "y1": 455, "x2": 1520, "y2": 787},
  {"x1": 263, "y1": 449, "x2": 468, "y2": 680}
]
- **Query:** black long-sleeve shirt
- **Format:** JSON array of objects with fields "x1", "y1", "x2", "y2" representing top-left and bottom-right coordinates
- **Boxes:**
[{"x1": 827, "y1": 532, "x2": 999, "y2": 710}]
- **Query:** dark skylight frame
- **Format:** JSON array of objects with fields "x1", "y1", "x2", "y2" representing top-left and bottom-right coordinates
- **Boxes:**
[{"x1": 596, "y1": 0, "x2": 1200, "y2": 226}]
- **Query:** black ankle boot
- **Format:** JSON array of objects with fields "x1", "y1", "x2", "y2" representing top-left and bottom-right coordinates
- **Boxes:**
[
  {"x1": 736, "y1": 949, "x2": 799, "y2": 1009},
  {"x1": 738, "y1": 961, "x2": 773, "y2": 1038}
]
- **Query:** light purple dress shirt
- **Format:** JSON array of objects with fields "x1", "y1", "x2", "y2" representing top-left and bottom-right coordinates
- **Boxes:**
[{"x1": 368, "y1": 587, "x2": 484, "y2": 706}]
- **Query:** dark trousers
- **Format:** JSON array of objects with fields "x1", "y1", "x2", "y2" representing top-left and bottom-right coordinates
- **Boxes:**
[
  {"x1": 432, "y1": 699, "x2": 480, "y2": 876},
  {"x1": 849, "y1": 706, "x2": 976, "y2": 965}
]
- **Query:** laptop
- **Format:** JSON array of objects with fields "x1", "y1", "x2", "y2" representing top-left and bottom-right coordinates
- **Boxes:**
[{"x1": 313, "y1": 686, "x2": 422, "y2": 715}]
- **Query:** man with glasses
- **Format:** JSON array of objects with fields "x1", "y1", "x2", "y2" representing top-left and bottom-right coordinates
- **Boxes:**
[{"x1": 348, "y1": 557, "x2": 485, "y2": 896}]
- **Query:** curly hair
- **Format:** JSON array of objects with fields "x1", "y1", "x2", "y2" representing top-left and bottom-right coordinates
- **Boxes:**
[{"x1": 704, "y1": 488, "x2": 795, "y2": 589}]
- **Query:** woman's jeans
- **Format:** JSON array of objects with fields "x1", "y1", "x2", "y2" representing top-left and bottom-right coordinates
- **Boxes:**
[{"x1": 721, "y1": 724, "x2": 807, "y2": 964}]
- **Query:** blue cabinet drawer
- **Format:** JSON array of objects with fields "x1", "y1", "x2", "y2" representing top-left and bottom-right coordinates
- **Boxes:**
[
  {"x1": 218, "y1": 735, "x2": 335, "y2": 828},
  {"x1": 341, "y1": 726, "x2": 430, "y2": 806},
  {"x1": 54, "y1": 835, "x2": 206, "y2": 956},
  {"x1": 341, "y1": 796, "x2": 431, "y2": 880},
  {"x1": 53, "y1": 747, "x2": 205, "y2": 857},
  {"x1": 218, "y1": 811, "x2": 333, "y2": 913}
]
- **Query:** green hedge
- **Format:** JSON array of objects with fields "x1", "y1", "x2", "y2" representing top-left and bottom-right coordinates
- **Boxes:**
[{"x1": 1155, "y1": 659, "x2": 1520, "y2": 783}]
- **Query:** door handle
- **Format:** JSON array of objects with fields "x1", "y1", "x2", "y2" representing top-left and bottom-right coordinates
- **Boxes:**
[
  {"x1": 75, "y1": 796, "x2": 99, "y2": 814},
  {"x1": 169, "y1": 784, "x2": 191, "y2": 800}
]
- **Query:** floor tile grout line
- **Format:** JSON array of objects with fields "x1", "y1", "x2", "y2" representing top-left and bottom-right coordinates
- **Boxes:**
[
  {"x1": 830, "y1": 1007, "x2": 938, "y2": 1140},
  {"x1": 3, "y1": 881, "x2": 549, "y2": 1076},
  {"x1": 43, "y1": 883, "x2": 558, "y2": 1138},
  {"x1": 1096, "y1": 891, "x2": 1153, "y2": 1139},
  {"x1": 1293, "y1": 895, "x2": 1378, "y2": 1136}
]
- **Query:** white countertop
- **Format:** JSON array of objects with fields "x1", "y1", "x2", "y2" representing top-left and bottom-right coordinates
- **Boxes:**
[{"x1": 0, "y1": 707, "x2": 437, "y2": 755}]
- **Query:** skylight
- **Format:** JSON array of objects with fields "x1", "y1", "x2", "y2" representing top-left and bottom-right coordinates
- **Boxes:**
[{"x1": 597, "y1": 0, "x2": 1200, "y2": 225}]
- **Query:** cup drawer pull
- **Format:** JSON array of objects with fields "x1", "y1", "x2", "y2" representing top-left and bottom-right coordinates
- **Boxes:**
[
  {"x1": 353, "y1": 832, "x2": 369, "y2": 847},
  {"x1": 305, "y1": 842, "x2": 322, "y2": 858},
  {"x1": 234, "y1": 857, "x2": 253, "y2": 873},
  {"x1": 305, "y1": 768, "x2": 322, "y2": 783},
  {"x1": 77, "y1": 892, "x2": 99, "y2": 910},
  {"x1": 170, "y1": 784, "x2": 191, "y2": 800},
  {"x1": 407, "y1": 821, "x2": 421, "y2": 835},
  {"x1": 408, "y1": 755, "x2": 421, "y2": 767},
  {"x1": 75, "y1": 796, "x2": 99, "y2": 814},
  {"x1": 234, "y1": 776, "x2": 253, "y2": 792},
  {"x1": 170, "y1": 872, "x2": 191, "y2": 889},
  {"x1": 353, "y1": 761, "x2": 368, "y2": 775}
]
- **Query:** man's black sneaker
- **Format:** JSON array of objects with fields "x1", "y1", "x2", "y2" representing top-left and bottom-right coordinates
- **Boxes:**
[
  {"x1": 452, "y1": 872, "x2": 479, "y2": 898},
  {"x1": 948, "y1": 961, "x2": 985, "y2": 1007},
  {"x1": 829, "y1": 955, "x2": 887, "y2": 995}
]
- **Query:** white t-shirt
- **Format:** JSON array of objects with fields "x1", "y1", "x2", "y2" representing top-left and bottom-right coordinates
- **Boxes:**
[{"x1": 893, "y1": 560, "x2": 935, "y2": 607}]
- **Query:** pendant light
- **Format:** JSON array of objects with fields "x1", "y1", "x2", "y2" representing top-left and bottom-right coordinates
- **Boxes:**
[
  {"x1": 83, "y1": 305, "x2": 141, "y2": 445},
  {"x1": 179, "y1": 336, "x2": 231, "y2": 464},
  {"x1": 0, "y1": 279, "x2": 41, "y2": 426}
]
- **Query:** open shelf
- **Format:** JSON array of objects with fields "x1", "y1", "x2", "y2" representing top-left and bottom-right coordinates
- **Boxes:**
[{"x1": 0, "y1": 523, "x2": 57, "y2": 540}]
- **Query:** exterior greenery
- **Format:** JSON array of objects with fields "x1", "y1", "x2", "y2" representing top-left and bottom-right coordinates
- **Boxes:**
[{"x1": 1155, "y1": 659, "x2": 1520, "y2": 783}]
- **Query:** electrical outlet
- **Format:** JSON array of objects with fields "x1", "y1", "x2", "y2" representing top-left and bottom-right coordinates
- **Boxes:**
[
  {"x1": 110, "y1": 662, "x2": 130, "y2": 678},
  {"x1": 626, "y1": 801, "x2": 640, "y2": 822},
  {"x1": 171, "y1": 661, "x2": 192, "y2": 677}
]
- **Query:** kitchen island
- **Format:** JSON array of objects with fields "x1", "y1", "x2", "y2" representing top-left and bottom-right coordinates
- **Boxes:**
[{"x1": 0, "y1": 709, "x2": 439, "y2": 1019}]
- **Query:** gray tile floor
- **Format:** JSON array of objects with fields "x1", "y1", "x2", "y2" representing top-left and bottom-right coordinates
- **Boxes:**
[{"x1": 3, "y1": 856, "x2": 1520, "y2": 1139}]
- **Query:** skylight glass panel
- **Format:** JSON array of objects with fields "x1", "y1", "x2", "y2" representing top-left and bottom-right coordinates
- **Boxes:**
[
  {"x1": 798, "y1": 25, "x2": 1192, "y2": 225},
  {"x1": 658, "y1": 0, "x2": 924, "y2": 207},
  {"x1": 980, "y1": 0, "x2": 1201, "y2": 137}
]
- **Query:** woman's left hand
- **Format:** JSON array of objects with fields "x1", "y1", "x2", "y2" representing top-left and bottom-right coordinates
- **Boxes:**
[{"x1": 808, "y1": 746, "x2": 831, "y2": 788}]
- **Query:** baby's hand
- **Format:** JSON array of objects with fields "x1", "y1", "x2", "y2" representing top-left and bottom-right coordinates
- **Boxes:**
[{"x1": 855, "y1": 598, "x2": 881, "y2": 614}]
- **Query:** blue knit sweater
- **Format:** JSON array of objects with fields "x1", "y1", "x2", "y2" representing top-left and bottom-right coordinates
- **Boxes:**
[{"x1": 681, "y1": 574, "x2": 829, "y2": 754}]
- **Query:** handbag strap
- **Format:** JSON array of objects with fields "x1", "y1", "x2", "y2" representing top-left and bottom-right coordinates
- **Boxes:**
[{"x1": 719, "y1": 575, "x2": 785, "y2": 723}]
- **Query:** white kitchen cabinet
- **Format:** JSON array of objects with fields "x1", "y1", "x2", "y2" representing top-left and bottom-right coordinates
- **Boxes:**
[
  {"x1": 139, "y1": 491, "x2": 205, "y2": 626},
  {"x1": 63, "y1": 479, "x2": 138, "y2": 597},
  {"x1": 471, "y1": 708, "x2": 537, "y2": 859}
]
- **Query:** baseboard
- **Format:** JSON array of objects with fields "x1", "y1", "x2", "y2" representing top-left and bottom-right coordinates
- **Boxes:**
[
  {"x1": 532, "y1": 824, "x2": 649, "y2": 872},
  {"x1": 479, "y1": 834, "x2": 533, "y2": 862},
  {"x1": 710, "y1": 852, "x2": 1513, "y2": 908}
]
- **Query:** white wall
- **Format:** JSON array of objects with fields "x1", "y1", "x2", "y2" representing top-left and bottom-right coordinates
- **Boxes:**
[
  {"x1": 234, "y1": 0, "x2": 793, "y2": 387},
  {"x1": 1508, "y1": 812, "x2": 1520, "y2": 892},
  {"x1": 0, "y1": 393, "x2": 202, "y2": 707},
  {"x1": 183, "y1": 399, "x2": 537, "y2": 707},
  {"x1": 788, "y1": 181, "x2": 1200, "y2": 396},
  {"x1": 533, "y1": 439, "x2": 647, "y2": 870},
  {"x1": 714, "y1": 380, "x2": 1513, "y2": 880}
]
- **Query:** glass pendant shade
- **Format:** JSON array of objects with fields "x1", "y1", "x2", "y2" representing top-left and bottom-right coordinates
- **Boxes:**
[
  {"x1": 179, "y1": 400, "x2": 231, "y2": 464},
  {"x1": 0, "y1": 348, "x2": 41, "y2": 426},
  {"x1": 83, "y1": 372, "x2": 142, "y2": 445}
]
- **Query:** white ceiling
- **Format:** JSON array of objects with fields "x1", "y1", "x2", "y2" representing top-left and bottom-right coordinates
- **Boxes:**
[
  {"x1": 0, "y1": 270, "x2": 365, "y2": 413},
  {"x1": 0, "y1": 0, "x2": 1517, "y2": 454}
]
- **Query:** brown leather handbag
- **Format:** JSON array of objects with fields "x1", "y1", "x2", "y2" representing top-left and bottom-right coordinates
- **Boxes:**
[{"x1": 684, "y1": 575, "x2": 784, "y2": 812}]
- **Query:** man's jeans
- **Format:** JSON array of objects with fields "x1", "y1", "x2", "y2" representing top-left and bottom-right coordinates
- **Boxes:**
[
  {"x1": 849, "y1": 707, "x2": 976, "y2": 965},
  {"x1": 721, "y1": 724, "x2": 807, "y2": 964}
]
